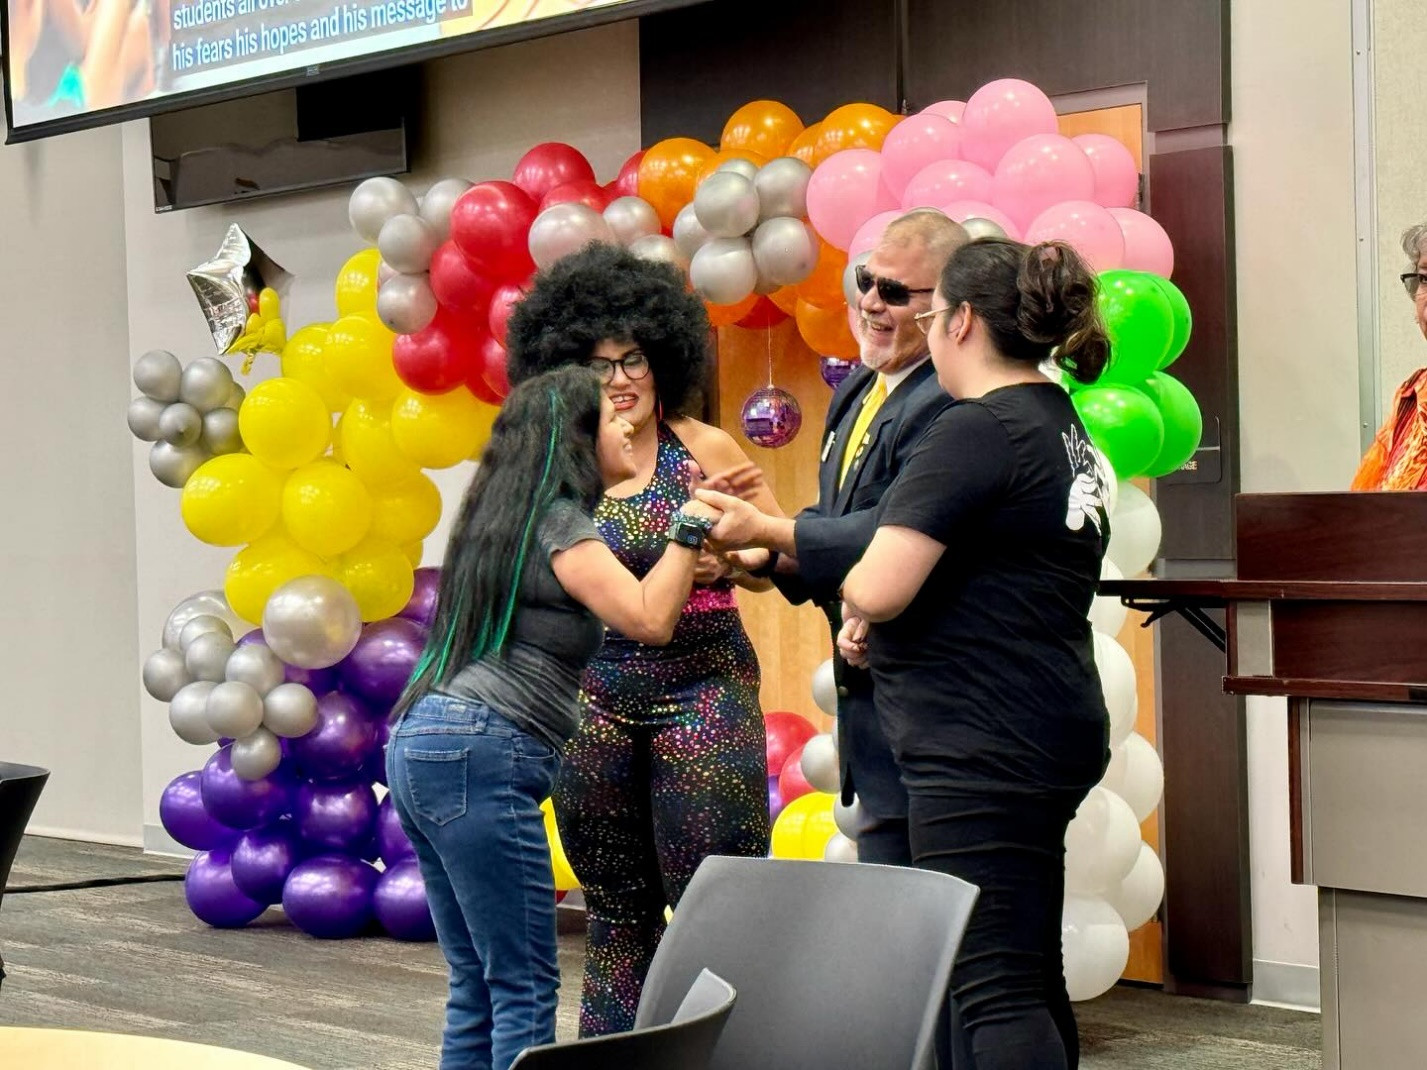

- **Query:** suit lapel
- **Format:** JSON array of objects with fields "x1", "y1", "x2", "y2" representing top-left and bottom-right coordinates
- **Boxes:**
[{"x1": 832, "y1": 361, "x2": 936, "y2": 514}]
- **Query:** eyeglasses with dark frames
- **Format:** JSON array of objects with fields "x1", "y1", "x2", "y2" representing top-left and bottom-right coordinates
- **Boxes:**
[
  {"x1": 854, "y1": 265, "x2": 935, "y2": 307},
  {"x1": 1402, "y1": 272, "x2": 1427, "y2": 299},
  {"x1": 587, "y1": 351, "x2": 651, "y2": 383}
]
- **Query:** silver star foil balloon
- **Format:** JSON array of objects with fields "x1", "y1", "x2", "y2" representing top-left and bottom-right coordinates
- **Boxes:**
[{"x1": 186, "y1": 225, "x2": 292, "y2": 353}]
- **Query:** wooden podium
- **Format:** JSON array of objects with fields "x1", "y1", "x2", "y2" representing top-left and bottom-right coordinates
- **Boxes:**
[{"x1": 1104, "y1": 492, "x2": 1427, "y2": 1068}]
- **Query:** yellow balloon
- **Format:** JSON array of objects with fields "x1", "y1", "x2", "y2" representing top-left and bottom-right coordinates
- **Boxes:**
[
  {"x1": 541, "y1": 799, "x2": 581, "y2": 891},
  {"x1": 282, "y1": 323, "x2": 350, "y2": 413},
  {"x1": 238, "y1": 377, "x2": 332, "y2": 470},
  {"x1": 340, "y1": 398, "x2": 422, "y2": 489},
  {"x1": 258, "y1": 287, "x2": 281, "y2": 321},
  {"x1": 339, "y1": 536, "x2": 415, "y2": 622},
  {"x1": 369, "y1": 474, "x2": 442, "y2": 545},
  {"x1": 225, "y1": 535, "x2": 332, "y2": 624},
  {"x1": 771, "y1": 791, "x2": 838, "y2": 861},
  {"x1": 282, "y1": 460, "x2": 373, "y2": 558},
  {"x1": 390, "y1": 387, "x2": 497, "y2": 469},
  {"x1": 401, "y1": 541, "x2": 424, "y2": 567},
  {"x1": 326, "y1": 314, "x2": 400, "y2": 401},
  {"x1": 334, "y1": 248, "x2": 381, "y2": 318},
  {"x1": 180, "y1": 454, "x2": 283, "y2": 547}
]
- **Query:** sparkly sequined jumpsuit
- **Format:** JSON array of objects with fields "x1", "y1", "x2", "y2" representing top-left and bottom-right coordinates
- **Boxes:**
[{"x1": 552, "y1": 422, "x2": 771, "y2": 1037}]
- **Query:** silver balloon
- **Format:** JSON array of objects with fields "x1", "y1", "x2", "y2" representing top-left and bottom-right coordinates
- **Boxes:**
[
  {"x1": 230, "y1": 728, "x2": 283, "y2": 781},
  {"x1": 169, "y1": 681, "x2": 220, "y2": 745},
  {"x1": 628, "y1": 234, "x2": 690, "y2": 273},
  {"x1": 823, "y1": 832, "x2": 860, "y2": 864},
  {"x1": 752, "y1": 217, "x2": 818, "y2": 288},
  {"x1": 149, "y1": 441, "x2": 210, "y2": 488},
  {"x1": 419, "y1": 178, "x2": 474, "y2": 243},
  {"x1": 377, "y1": 260, "x2": 398, "y2": 287},
  {"x1": 127, "y1": 396, "x2": 167, "y2": 442},
  {"x1": 377, "y1": 274, "x2": 439, "y2": 335},
  {"x1": 224, "y1": 643, "x2": 286, "y2": 695},
  {"x1": 689, "y1": 237, "x2": 757, "y2": 305},
  {"x1": 716, "y1": 157, "x2": 760, "y2": 182},
  {"x1": 201, "y1": 407, "x2": 244, "y2": 455},
  {"x1": 693, "y1": 171, "x2": 760, "y2": 239},
  {"x1": 164, "y1": 590, "x2": 245, "y2": 650},
  {"x1": 961, "y1": 216, "x2": 1008, "y2": 241},
  {"x1": 133, "y1": 349, "x2": 182, "y2": 402},
  {"x1": 603, "y1": 196, "x2": 662, "y2": 247},
  {"x1": 185, "y1": 630, "x2": 236, "y2": 683},
  {"x1": 349, "y1": 177, "x2": 419, "y2": 244},
  {"x1": 673, "y1": 203, "x2": 713, "y2": 259},
  {"x1": 754, "y1": 157, "x2": 813, "y2": 222},
  {"x1": 179, "y1": 357, "x2": 235, "y2": 415},
  {"x1": 262, "y1": 575, "x2": 363, "y2": 669},
  {"x1": 179, "y1": 614, "x2": 233, "y2": 652},
  {"x1": 263, "y1": 682, "x2": 319, "y2": 738},
  {"x1": 225, "y1": 381, "x2": 246, "y2": 410},
  {"x1": 158, "y1": 402, "x2": 203, "y2": 448},
  {"x1": 800, "y1": 732, "x2": 841, "y2": 794},
  {"x1": 205, "y1": 680, "x2": 265, "y2": 738},
  {"x1": 843, "y1": 249, "x2": 874, "y2": 307},
  {"x1": 142, "y1": 648, "x2": 192, "y2": 702},
  {"x1": 528, "y1": 203, "x2": 616, "y2": 271},
  {"x1": 833, "y1": 795, "x2": 869, "y2": 839},
  {"x1": 378, "y1": 213, "x2": 440, "y2": 275}
]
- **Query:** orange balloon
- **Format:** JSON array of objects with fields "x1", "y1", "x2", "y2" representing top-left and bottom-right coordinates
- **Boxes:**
[
  {"x1": 696, "y1": 148, "x2": 770, "y2": 187},
  {"x1": 768, "y1": 285, "x2": 801, "y2": 316},
  {"x1": 813, "y1": 103, "x2": 898, "y2": 165},
  {"x1": 706, "y1": 293, "x2": 760, "y2": 328},
  {"x1": 638, "y1": 137, "x2": 716, "y2": 228},
  {"x1": 795, "y1": 240, "x2": 850, "y2": 307},
  {"x1": 721, "y1": 100, "x2": 805, "y2": 159},
  {"x1": 796, "y1": 299, "x2": 859, "y2": 359},
  {"x1": 787, "y1": 123, "x2": 822, "y2": 167}
]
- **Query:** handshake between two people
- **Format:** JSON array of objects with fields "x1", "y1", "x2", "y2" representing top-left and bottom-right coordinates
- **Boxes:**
[{"x1": 679, "y1": 459, "x2": 787, "y2": 586}]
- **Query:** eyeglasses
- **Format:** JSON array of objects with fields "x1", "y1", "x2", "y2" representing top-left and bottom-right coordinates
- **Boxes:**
[
  {"x1": 1402, "y1": 272, "x2": 1427, "y2": 298},
  {"x1": 855, "y1": 265, "x2": 935, "y2": 307},
  {"x1": 913, "y1": 306, "x2": 951, "y2": 336},
  {"x1": 587, "y1": 351, "x2": 650, "y2": 383}
]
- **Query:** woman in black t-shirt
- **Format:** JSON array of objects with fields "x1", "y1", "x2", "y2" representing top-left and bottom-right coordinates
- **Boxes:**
[{"x1": 839, "y1": 239, "x2": 1114, "y2": 1070}]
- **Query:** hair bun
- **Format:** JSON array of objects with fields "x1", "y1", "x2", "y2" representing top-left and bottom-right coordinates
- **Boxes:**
[{"x1": 1015, "y1": 243, "x2": 1084, "y2": 345}]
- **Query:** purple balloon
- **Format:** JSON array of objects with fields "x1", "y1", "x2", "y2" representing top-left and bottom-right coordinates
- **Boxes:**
[
  {"x1": 340, "y1": 618, "x2": 427, "y2": 712},
  {"x1": 768, "y1": 774, "x2": 786, "y2": 823},
  {"x1": 820, "y1": 355, "x2": 858, "y2": 389},
  {"x1": 185, "y1": 849, "x2": 268, "y2": 928},
  {"x1": 295, "y1": 781, "x2": 378, "y2": 853},
  {"x1": 236, "y1": 628, "x2": 339, "y2": 692},
  {"x1": 376, "y1": 795, "x2": 415, "y2": 866},
  {"x1": 289, "y1": 692, "x2": 378, "y2": 781},
  {"x1": 374, "y1": 858, "x2": 436, "y2": 941},
  {"x1": 741, "y1": 386, "x2": 803, "y2": 448},
  {"x1": 231, "y1": 824, "x2": 305, "y2": 905},
  {"x1": 200, "y1": 747, "x2": 296, "y2": 830},
  {"x1": 282, "y1": 855, "x2": 379, "y2": 939},
  {"x1": 160, "y1": 771, "x2": 240, "y2": 851},
  {"x1": 363, "y1": 719, "x2": 391, "y2": 786},
  {"x1": 398, "y1": 567, "x2": 441, "y2": 627}
]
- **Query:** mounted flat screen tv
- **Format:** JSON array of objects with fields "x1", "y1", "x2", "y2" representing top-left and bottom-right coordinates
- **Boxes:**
[{"x1": 2, "y1": 0, "x2": 710, "y2": 142}]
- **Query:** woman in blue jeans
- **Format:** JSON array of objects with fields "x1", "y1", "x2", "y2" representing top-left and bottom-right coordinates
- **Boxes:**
[{"x1": 386, "y1": 365, "x2": 723, "y2": 1070}]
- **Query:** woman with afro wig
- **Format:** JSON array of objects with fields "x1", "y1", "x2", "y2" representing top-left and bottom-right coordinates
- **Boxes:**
[{"x1": 506, "y1": 242, "x2": 779, "y2": 1036}]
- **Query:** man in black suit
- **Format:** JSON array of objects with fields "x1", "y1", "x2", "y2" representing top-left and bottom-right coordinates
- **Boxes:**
[{"x1": 699, "y1": 210, "x2": 967, "y2": 865}]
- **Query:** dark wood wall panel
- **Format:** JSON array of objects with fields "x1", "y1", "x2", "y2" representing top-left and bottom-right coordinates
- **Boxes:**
[{"x1": 1238, "y1": 493, "x2": 1427, "y2": 582}]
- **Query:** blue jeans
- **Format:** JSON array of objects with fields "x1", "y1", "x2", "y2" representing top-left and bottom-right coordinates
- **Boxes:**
[{"x1": 386, "y1": 694, "x2": 562, "y2": 1070}]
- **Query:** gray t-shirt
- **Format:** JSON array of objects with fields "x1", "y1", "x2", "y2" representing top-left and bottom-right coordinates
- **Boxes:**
[{"x1": 439, "y1": 499, "x2": 605, "y2": 750}]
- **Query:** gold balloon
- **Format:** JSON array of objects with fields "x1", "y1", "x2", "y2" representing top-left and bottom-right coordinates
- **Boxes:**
[
  {"x1": 339, "y1": 536, "x2": 415, "y2": 622},
  {"x1": 238, "y1": 377, "x2": 332, "y2": 470},
  {"x1": 180, "y1": 454, "x2": 283, "y2": 547},
  {"x1": 225, "y1": 535, "x2": 332, "y2": 624},
  {"x1": 282, "y1": 460, "x2": 373, "y2": 558},
  {"x1": 390, "y1": 387, "x2": 497, "y2": 469}
]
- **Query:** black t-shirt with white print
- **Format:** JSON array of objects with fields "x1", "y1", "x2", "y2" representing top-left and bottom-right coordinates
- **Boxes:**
[{"x1": 868, "y1": 382, "x2": 1112, "y2": 796}]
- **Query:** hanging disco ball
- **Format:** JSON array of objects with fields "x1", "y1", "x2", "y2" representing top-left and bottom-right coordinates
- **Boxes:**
[
  {"x1": 819, "y1": 356, "x2": 858, "y2": 389},
  {"x1": 740, "y1": 386, "x2": 803, "y2": 449}
]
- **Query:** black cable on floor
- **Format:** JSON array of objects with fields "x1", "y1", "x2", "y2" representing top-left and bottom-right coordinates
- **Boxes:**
[{"x1": 5, "y1": 874, "x2": 185, "y2": 894}]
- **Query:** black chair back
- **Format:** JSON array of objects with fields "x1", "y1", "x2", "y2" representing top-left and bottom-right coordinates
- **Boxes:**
[{"x1": 0, "y1": 762, "x2": 50, "y2": 991}]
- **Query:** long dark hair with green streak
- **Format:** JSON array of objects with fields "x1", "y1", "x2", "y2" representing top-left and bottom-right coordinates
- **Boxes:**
[{"x1": 393, "y1": 365, "x2": 605, "y2": 720}]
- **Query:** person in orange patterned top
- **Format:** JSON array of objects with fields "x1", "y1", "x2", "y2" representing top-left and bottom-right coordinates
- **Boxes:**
[{"x1": 1354, "y1": 222, "x2": 1427, "y2": 491}]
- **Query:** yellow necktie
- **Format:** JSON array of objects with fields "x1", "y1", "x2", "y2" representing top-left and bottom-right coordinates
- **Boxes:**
[{"x1": 839, "y1": 374, "x2": 888, "y2": 488}]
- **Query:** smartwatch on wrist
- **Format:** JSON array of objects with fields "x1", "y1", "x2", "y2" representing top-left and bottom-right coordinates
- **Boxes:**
[{"x1": 667, "y1": 510, "x2": 713, "y2": 550}]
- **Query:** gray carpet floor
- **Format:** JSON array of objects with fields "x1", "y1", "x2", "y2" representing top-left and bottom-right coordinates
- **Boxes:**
[{"x1": 0, "y1": 837, "x2": 1320, "y2": 1069}]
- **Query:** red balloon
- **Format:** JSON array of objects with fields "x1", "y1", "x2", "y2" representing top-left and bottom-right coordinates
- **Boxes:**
[
  {"x1": 540, "y1": 179, "x2": 615, "y2": 214},
  {"x1": 512, "y1": 143, "x2": 597, "y2": 204},
  {"x1": 764, "y1": 711, "x2": 817, "y2": 778},
  {"x1": 612, "y1": 150, "x2": 645, "y2": 198},
  {"x1": 488, "y1": 283, "x2": 528, "y2": 348},
  {"x1": 778, "y1": 744, "x2": 816, "y2": 805},
  {"x1": 449, "y1": 181, "x2": 538, "y2": 281},
  {"x1": 477, "y1": 335, "x2": 512, "y2": 401},
  {"x1": 393, "y1": 311, "x2": 478, "y2": 395},
  {"x1": 736, "y1": 296, "x2": 790, "y2": 330},
  {"x1": 429, "y1": 241, "x2": 496, "y2": 315}
]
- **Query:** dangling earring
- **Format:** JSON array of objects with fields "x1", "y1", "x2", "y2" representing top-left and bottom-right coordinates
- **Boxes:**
[{"x1": 656, "y1": 398, "x2": 665, "y2": 423}]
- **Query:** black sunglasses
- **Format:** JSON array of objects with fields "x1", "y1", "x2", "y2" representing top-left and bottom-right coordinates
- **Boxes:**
[
  {"x1": 1402, "y1": 271, "x2": 1427, "y2": 298},
  {"x1": 854, "y1": 265, "x2": 935, "y2": 307}
]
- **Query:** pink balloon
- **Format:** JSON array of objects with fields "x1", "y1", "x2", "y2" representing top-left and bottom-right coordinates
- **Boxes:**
[
  {"x1": 921, "y1": 99, "x2": 966, "y2": 123},
  {"x1": 848, "y1": 210, "x2": 906, "y2": 258},
  {"x1": 960, "y1": 79, "x2": 1059, "y2": 172},
  {"x1": 806, "y1": 149, "x2": 898, "y2": 252},
  {"x1": 902, "y1": 159, "x2": 994, "y2": 210},
  {"x1": 1074, "y1": 134, "x2": 1140, "y2": 209},
  {"x1": 1024, "y1": 201, "x2": 1126, "y2": 273},
  {"x1": 939, "y1": 200, "x2": 1022, "y2": 240},
  {"x1": 992, "y1": 134, "x2": 1095, "y2": 229},
  {"x1": 880, "y1": 114, "x2": 963, "y2": 199},
  {"x1": 1109, "y1": 208, "x2": 1175, "y2": 276}
]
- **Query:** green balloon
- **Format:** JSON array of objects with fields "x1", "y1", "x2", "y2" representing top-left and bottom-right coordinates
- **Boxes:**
[
  {"x1": 1148, "y1": 276, "x2": 1193, "y2": 370},
  {"x1": 1096, "y1": 270, "x2": 1173, "y2": 386},
  {"x1": 1073, "y1": 385, "x2": 1165, "y2": 479},
  {"x1": 1139, "y1": 372, "x2": 1202, "y2": 477}
]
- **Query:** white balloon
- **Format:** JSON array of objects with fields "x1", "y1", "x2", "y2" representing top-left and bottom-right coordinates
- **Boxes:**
[
  {"x1": 811, "y1": 658, "x2": 838, "y2": 717},
  {"x1": 1102, "y1": 732, "x2": 1163, "y2": 823},
  {"x1": 1064, "y1": 785, "x2": 1141, "y2": 896},
  {"x1": 1088, "y1": 557, "x2": 1128, "y2": 637},
  {"x1": 1061, "y1": 894, "x2": 1130, "y2": 1002},
  {"x1": 1092, "y1": 632, "x2": 1137, "y2": 748},
  {"x1": 833, "y1": 795, "x2": 867, "y2": 839},
  {"x1": 1095, "y1": 449, "x2": 1119, "y2": 515},
  {"x1": 349, "y1": 177, "x2": 418, "y2": 244},
  {"x1": 1106, "y1": 483, "x2": 1161, "y2": 577},
  {"x1": 823, "y1": 832, "x2": 859, "y2": 863},
  {"x1": 800, "y1": 733, "x2": 841, "y2": 794},
  {"x1": 1105, "y1": 842, "x2": 1164, "y2": 932}
]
